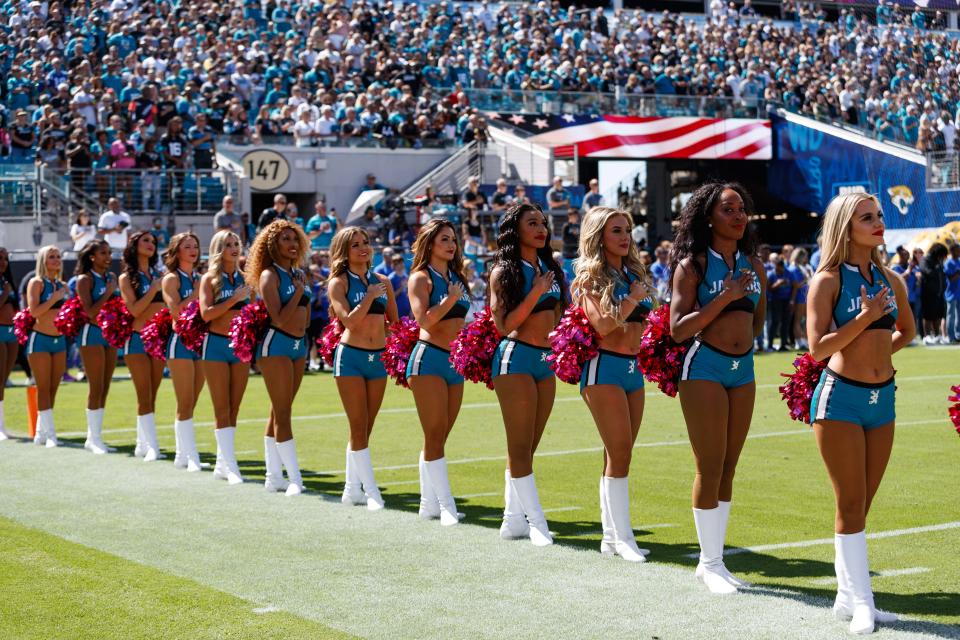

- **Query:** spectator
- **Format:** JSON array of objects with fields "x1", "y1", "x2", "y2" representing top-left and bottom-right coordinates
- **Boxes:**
[
  {"x1": 359, "y1": 206, "x2": 385, "y2": 244},
  {"x1": 9, "y1": 110, "x2": 35, "y2": 162},
  {"x1": 70, "y1": 209, "x2": 97, "y2": 252},
  {"x1": 161, "y1": 117, "x2": 188, "y2": 205},
  {"x1": 650, "y1": 243, "x2": 672, "y2": 302},
  {"x1": 240, "y1": 213, "x2": 256, "y2": 247},
  {"x1": 582, "y1": 179, "x2": 603, "y2": 210},
  {"x1": 945, "y1": 243, "x2": 960, "y2": 343},
  {"x1": 287, "y1": 202, "x2": 305, "y2": 229},
  {"x1": 188, "y1": 113, "x2": 216, "y2": 170},
  {"x1": 305, "y1": 201, "x2": 339, "y2": 251},
  {"x1": 35, "y1": 135, "x2": 65, "y2": 170},
  {"x1": 546, "y1": 176, "x2": 570, "y2": 210},
  {"x1": 893, "y1": 245, "x2": 923, "y2": 339},
  {"x1": 213, "y1": 196, "x2": 243, "y2": 236},
  {"x1": 307, "y1": 264, "x2": 329, "y2": 372},
  {"x1": 462, "y1": 206, "x2": 488, "y2": 259},
  {"x1": 787, "y1": 247, "x2": 813, "y2": 350},
  {"x1": 374, "y1": 247, "x2": 395, "y2": 278},
  {"x1": 513, "y1": 184, "x2": 531, "y2": 206},
  {"x1": 138, "y1": 138, "x2": 163, "y2": 212},
  {"x1": 490, "y1": 178, "x2": 513, "y2": 214},
  {"x1": 388, "y1": 254, "x2": 411, "y2": 318},
  {"x1": 258, "y1": 193, "x2": 289, "y2": 230},
  {"x1": 920, "y1": 242, "x2": 949, "y2": 345},
  {"x1": 98, "y1": 197, "x2": 131, "y2": 252},
  {"x1": 461, "y1": 176, "x2": 488, "y2": 214},
  {"x1": 766, "y1": 253, "x2": 793, "y2": 351},
  {"x1": 561, "y1": 208, "x2": 580, "y2": 261},
  {"x1": 293, "y1": 109, "x2": 316, "y2": 148},
  {"x1": 151, "y1": 217, "x2": 170, "y2": 251}
]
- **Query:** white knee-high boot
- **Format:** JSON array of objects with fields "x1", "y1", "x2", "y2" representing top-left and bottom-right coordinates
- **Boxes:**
[
  {"x1": 84, "y1": 408, "x2": 108, "y2": 454},
  {"x1": 600, "y1": 477, "x2": 649, "y2": 557},
  {"x1": 213, "y1": 427, "x2": 243, "y2": 484},
  {"x1": 418, "y1": 451, "x2": 440, "y2": 519},
  {"x1": 693, "y1": 507, "x2": 737, "y2": 594},
  {"x1": 510, "y1": 473, "x2": 553, "y2": 546},
  {"x1": 173, "y1": 419, "x2": 186, "y2": 468},
  {"x1": 134, "y1": 415, "x2": 146, "y2": 457},
  {"x1": 351, "y1": 448, "x2": 384, "y2": 511},
  {"x1": 341, "y1": 444, "x2": 365, "y2": 505},
  {"x1": 0, "y1": 401, "x2": 9, "y2": 440},
  {"x1": 178, "y1": 418, "x2": 203, "y2": 472},
  {"x1": 141, "y1": 413, "x2": 162, "y2": 461},
  {"x1": 602, "y1": 477, "x2": 645, "y2": 563},
  {"x1": 500, "y1": 469, "x2": 529, "y2": 540},
  {"x1": 833, "y1": 532, "x2": 898, "y2": 624},
  {"x1": 837, "y1": 531, "x2": 897, "y2": 633},
  {"x1": 263, "y1": 436, "x2": 289, "y2": 492},
  {"x1": 698, "y1": 501, "x2": 750, "y2": 587},
  {"x1": 423, "y1": 457, "x2": 459, "y2": 526},
  {"x1": 275, "y1": 439, "x2": 303, "y2": 496},
  {"x1": 33, "y1": 408, "x2": 47, "y2": 446},
  {"x1": 40, "y1": 409, "x2": 58, "y2": 448}
]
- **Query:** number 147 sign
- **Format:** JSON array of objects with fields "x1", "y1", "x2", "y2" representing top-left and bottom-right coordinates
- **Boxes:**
[{"x1": 242, "y1": 149, "x2": 291, "y2": 191}]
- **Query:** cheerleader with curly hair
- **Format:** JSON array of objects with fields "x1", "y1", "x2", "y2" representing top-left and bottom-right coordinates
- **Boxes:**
[
  {"x1": 245, "y1": 219, "x2": 312, "y2": 496},
  {"x1": 327, "y1": 227, "x2": 398, "y2": 510},
  {"x1": 489, "y1": 203, "x2": 565, "y2": 546},
  {"x1": 25, "y1": 245, "x2": 69, "y2": 447},
  {"x1": 74, "y1": 240, "x2": 119, "y2": 453},
  {"x1": 161, "y1": 232, "x2": 205, "y2": 472},
  {"x1": 199, "y1": 230, "x2": 252, "y2": 486},
  {"x1": 120, "y1": 231, "x2": 167, "y2": 461},
  {"x1": 0, "y1": 248, "x2": 21, "y2": 440},
  {"x1": 669, "y1": 182, "x2": 766, "y2": 593},
  {"x1": 574, "y1": 207, "x2": 655, "y2": 562},
  {"x1": 807, "y1": 193, "x2": 914, "y2": 633},
  {"x1": 406, "y1": 218, "x2": 471, "y2": 526}
]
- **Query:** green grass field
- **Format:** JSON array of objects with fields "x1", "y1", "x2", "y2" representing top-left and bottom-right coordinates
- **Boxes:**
[{"x1": 1, "y1": 346, "x2": 958, "y2": 639}]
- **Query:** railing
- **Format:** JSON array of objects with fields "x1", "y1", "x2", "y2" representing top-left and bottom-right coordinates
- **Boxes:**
[
  {"x1": 0, "y1": 165, "x2": 40, "y2": 221},
  {"x1": 926, "y1": 151, "x2": 960, "y2": 191},
  {"x1": 397, "y1": 140, "x2": 481, "y2": 202},
  {"x1": 461, "y1": 89, "x2": 766, "y2": 119},
  {"x1": 42, "y1": 167, "x2": 242, "y2": 216},
  {"x1": 222, "y1": 133, "x2": 458, "y2": 149}
]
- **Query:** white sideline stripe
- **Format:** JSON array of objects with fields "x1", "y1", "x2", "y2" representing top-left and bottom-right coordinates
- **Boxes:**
[
  {"x1": 457, "y1": 492, "x2": 499, "y2": 499},
  {"x1": 809, "y1": 567, "x2": 931, "y2": 585},
  {"x1": 698, "y1": 522, "x2": 960, "y2": 558},
  {"x1": 542, "y1": 506, "x2": 581, "y2": 514},
  {"x1": 303, "y1": 418, "x2": 944, "y2": 476},
  {"x1": 252, "y1": 606, "x2": 280, "y2": 615},
  {"x1": 54, "y1": 372, "x2": 958, "y2": 438}
]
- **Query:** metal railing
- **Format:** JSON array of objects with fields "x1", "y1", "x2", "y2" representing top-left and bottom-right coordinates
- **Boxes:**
[
  {"x1": 224, "y1": 133, "x2": 458, "y2": 149},
  {"x1": 0, "y1": 165, "x2": 40, "y2": 221},
  {"x1": 926, "y1": 151, "x2": 960, "y2": 191},
  {"x1": 397, "y1": 140, "x2": 482, "y2": 202},
  {"x1": 461, "y1": 89, "x2": 766, "y2": 119},
  {"x1": 41, "y1": 167, "x2": 242, "y2": 217}
]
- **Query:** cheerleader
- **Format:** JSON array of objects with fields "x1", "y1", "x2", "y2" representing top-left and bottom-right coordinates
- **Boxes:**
[
  {"x1": 0, "y1": 248, "x2": 20, "y2": 440},
  {"x1": 75, "y1": 240, "x2": 118, "y2": 454},
  {"x1": 199, "y1": 230, "x2": 251, "y2": 486},
  {"x1": 574, "y1": 207, "x2": 655, "y2": 562},
  {"x1": 407, "y1": 218, "x2": 471, "y2": 526},
  {"x1": 245, "y1": 219, "x2": 311, "y2": 496},
  {"x1": 327, "y1": 227, "x2": 398, "y2": 510},
  {"x1": 119, "y1": 231, "x2": 166, "y2": 461},
  {"x1": 161, "y1": 232, "x2": 205, "y2": 472},
  {"x1": 806, "y1": 193, "x2": 914, "y2": 633},
  {"x1": 489, "y1": 203, "x2": 565, "y2": 546},
  {"x1": 25, "y1": 246, "x2": 68, "y2": 447},
  {"x1": 669, "y1": 182, "x2": 766, "y2": 593}
]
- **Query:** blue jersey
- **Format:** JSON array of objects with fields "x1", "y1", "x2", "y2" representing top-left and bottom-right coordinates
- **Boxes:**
[
  {"x1": 891, "y1": 264, "x2": 919, "y2": 303},
  {"x1": 521, "y1": 258, "x2": 562, "y2": 313},
  {"x1": 614, "y1": 267, "x2": 654, "y2": 322},
  {"x1": 696, "y1": 248, "x2": 761, "y2": 313},
  {"x1": 40, "y1": 277, "x2": 66, "y2": 308},
  {"x1": 136, "y1": 268, "x2": 163, "y2": 301},
  {"x1": 273, "y1": 264, "x2": 311, "y2": 306},
  {"x1": 217, "y1": 270, "x2": 247, "y2": 309},
  {"x1": 175, "y1": 269, "x2": 197, "y2": 301},
  {"x1": 427, "y1": 266, "x2": 470, "y2": 320},
  {"x1": 346, "y1": 269, "x2": 386, "y2": 315},
  {"x1": 89, "y1": 270, "x2": 116, "y2": 303},
  {"x1": 833, "y1": 263, "x2": 897, "y2": 331}
]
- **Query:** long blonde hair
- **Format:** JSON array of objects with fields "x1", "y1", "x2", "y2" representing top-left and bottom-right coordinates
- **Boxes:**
[
  {"x1": 572, "y1": 207, "x2": 649, "y2": 326},
  {"x1": 409, "y1": 218, "x2": 466, "y2": 284},
  {"x1": 207, "y1": 230, "x2": 242, "y2": 301},
  {"x1": 329, "y1": 226, "x2": 371, "y2": 278},
  {"x1": 35, "y1": 245, "x2": 63, "y2": 282},
  {"x1": 816, "y1": 193, "x2": 885, "y2": 274},
  {"x1": 244, "y1": 219, "x2": 309, "y2": 292},
  {"x1": 162, "y1": 231, "x2": 200, "y2": 273}
]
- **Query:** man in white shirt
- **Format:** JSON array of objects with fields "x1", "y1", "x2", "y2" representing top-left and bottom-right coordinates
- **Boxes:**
[
  {"x1": 315, "y1": 106, "x2": 338, "y2": 138},
  {"x1": 938, "y1": 111, "x2": 957, "y2": 155},
  {"x1": 71, "y1": 82, "x2": 99, "y2": 128},
  {"x1": 98, "y1": 197, "x2": 132, "y2": 251}
]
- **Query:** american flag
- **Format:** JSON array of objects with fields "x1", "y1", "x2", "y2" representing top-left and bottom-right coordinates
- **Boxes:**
[{"x1": 489, "y1": 113, "x2": 772, "y2": 161}]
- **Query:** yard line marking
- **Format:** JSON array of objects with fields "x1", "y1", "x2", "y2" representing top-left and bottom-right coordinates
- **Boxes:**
[
  {"x1": 302, "y1": 418, "x2": 945, "y2": 476},
  {"x1": 252, "y1": 606, "x2": 280, "y2": 615},
  {"x1": 809, "y1": 567, "x2": 931, "y2": 585},
  {"x1": 690, "y1": 522, "x2": 960, "y2": 558},
  {"x1": 378, "y1": 479, "x2": 422, "y2": 488},
  {"x1": 543, "y1": 506, "x2": 581, "y2": 514},
  {"x1": 457, "y1": 492, "x2": 500, "y2": 500}
]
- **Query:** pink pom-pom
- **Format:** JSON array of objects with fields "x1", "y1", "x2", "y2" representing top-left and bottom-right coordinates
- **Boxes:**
[
  {"x1": 636, "y1": 305, "x2": 687, "y2": 398},
  {"x1": 228, "y1": 300, "x2": 269, "y2": 364},
  {"x1": 53, "y1": 297, "x2": 89, "y2": 339},
  {"x1": 381, "y1": 316, "x2": 420, "y2": 388},
  {"x1": 173, "y1": 300, "x2": 209, "y2": 354},
  {"x1": 949, "y1": 385, "x2": 960, "y2": 437},
  {"x1": 547, "y1": 305, "x2": 601, "y2": 384},
  {"x1": 450, "y1": 307, "x2": 500, "y2": 389},
  {"x1": 13, "y1": 310, "x2": 35, "y2": 346},
  {"x1": 141, "y1": 308, "x2": 173, "y2": 361},
  {"x1": 778, "y1": 353, "x2": 828, "y2": 423},
  {"x1": 96, "y1": 296, "x2": 134, "y2": 349},
  {"x1": 318, "y1": 318, "x2": 344, "y2": 366}
]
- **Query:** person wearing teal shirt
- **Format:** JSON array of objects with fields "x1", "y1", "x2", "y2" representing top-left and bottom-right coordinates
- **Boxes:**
[{"x1": 305, "y1": 202, "x2": 339, "y2": 250}]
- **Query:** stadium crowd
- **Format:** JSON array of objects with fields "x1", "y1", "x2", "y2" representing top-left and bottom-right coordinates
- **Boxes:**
[{"x1": 0, "y1": 0, "x2": 958, "y2": 174}]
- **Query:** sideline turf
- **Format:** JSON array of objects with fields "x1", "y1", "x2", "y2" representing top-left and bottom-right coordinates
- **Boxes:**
[{"x1": 1, "y1": 346, "x2": 958, "y2": 634}]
